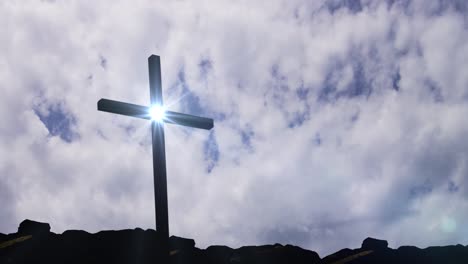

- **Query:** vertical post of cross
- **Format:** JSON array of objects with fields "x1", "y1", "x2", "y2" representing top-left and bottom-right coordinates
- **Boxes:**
[{"x1": 148, "y1": 55, "x2": 170, "y2": 261}]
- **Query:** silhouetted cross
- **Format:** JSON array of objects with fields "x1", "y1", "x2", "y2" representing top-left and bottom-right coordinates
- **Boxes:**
[{"x1": 97, "y1": 55, "x2": 213, "y2": 261}]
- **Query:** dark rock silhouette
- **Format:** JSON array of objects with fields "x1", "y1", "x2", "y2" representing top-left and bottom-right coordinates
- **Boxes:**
[
  {"x1": 1, "y1": 219, "x2": 467, "y2": 263},
  {"x1": 322, "y1": 237, "x2": 468, "y2": 264},
  {"x1": 361, "y1": 237, "x2": 388, "y2": 250},
  {"x1": 0, "y1": 220, "x2": 320, "y2": 264},
  {"x1": 206, "y1": 244, "x2": 320, "y2": 264},
  {"x1": 18, "y1": 219, "x2": 50, "y2": 236}
]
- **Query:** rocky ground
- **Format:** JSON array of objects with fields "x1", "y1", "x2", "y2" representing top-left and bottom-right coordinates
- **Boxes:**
[{"x1": 0, "y1": 219, "x2": 467, "y2": 263}]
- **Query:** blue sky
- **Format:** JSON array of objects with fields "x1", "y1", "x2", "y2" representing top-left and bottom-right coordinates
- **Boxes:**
[{"x1": 1, "y1": 0, "x2": 468, "y2": 257}]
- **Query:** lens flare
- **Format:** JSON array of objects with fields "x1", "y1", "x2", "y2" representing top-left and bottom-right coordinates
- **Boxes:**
[
  {"x1": 149, "y1": 105, "x2": 165, "y2": 121},
  {"x1": 441, "y1": 216, "x2": 456, "y2": 233}
]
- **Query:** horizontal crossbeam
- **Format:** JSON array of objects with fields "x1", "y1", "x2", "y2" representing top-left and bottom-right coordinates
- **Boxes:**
[
  {"x1": 98, "y1": 98, "x2": 214, "y2": 130},
  {"x1": 164, "y1": 111, "x2": 213, "y2": 130},
  {"x1": 98, "y1": 98, "x2": 149, "y2": 119}
]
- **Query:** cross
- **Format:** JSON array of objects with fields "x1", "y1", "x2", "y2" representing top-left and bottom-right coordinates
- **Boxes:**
[{"x1": 97, "y1": 55, "x2": 214, "y2": 261}]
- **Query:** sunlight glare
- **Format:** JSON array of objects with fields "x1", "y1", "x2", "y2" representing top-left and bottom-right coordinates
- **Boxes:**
[{"x1": 149, "y1": 105, "x2": 166, "y2": 121}]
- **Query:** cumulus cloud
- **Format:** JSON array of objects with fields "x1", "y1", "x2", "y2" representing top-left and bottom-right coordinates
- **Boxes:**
[{"x1": 0, "y1": 0, "x2": 467, "y2": 257}]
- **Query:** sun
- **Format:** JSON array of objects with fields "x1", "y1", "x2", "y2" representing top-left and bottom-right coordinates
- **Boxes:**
[{"x1": 149, "y1": 105, "x2": 166, "y2": 121}]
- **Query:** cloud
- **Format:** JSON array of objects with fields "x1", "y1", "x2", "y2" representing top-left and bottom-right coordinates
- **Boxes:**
[{"x1": 0, "y1": 0, "x2": 467, "y2": 257}]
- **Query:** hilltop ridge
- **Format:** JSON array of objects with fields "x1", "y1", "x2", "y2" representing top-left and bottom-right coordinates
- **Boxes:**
[{"x1": 1, "y1": 219, "x2": 467, "y2": 263}]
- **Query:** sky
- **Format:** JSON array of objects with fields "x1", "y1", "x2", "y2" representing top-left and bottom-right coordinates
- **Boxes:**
[{"x1": 1, "y1": 0, "x2": 468, "y2": 257}]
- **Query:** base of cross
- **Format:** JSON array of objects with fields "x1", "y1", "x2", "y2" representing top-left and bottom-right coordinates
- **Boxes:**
[{"x1": 157, "y1": 235, "x2": 170, "y2": 263}]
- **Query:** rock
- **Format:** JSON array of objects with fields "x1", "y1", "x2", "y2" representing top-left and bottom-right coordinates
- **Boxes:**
[
  {"x1": 18, "y1": 219, "x2": 50, "y2": 236},
  {"x1": 361, "y1": 237, "x2": 388, "y2": 251},
  {"x1": 205, "y1": 245, "x2": 234, "y2": 264},
  {"x1": 227, "y1": 244, "x2": 321, "y2": 264},
  {"x1": 62, "y1": 229, "x2": 92, "y2": 238},
  {"x1": 169, "y1": 235, "x2": 195, "y2": 251},
  {"x1": 283, "y1": 244, "x2": 321, "y2": 264},
  {"x1": 395, "y1": 245, "x2": 424, "y2": 263},
  {"x1": 321, "y1": 248, "x2": 354, "y2": 264}
]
